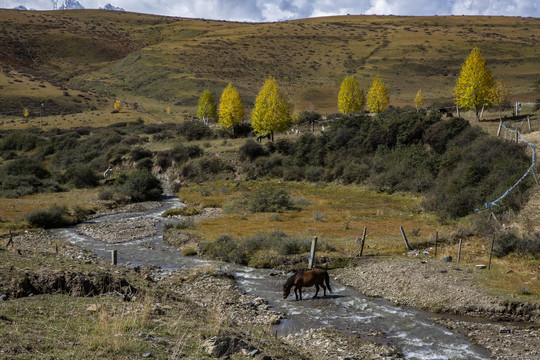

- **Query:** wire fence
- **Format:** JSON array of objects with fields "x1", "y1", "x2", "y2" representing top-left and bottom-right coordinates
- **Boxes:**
[{"x1": 476, "y1": 122, "x2": 537, "y2": 211}]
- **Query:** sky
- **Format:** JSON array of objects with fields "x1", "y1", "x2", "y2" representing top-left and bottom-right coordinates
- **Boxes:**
[{"x1": 1, "y1": 0, "x2": 539, "y2": 21}]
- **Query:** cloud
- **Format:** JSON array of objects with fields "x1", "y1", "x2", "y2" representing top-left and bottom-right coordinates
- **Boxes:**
[{"x1": 0, "y1": 0, "x2": 538, "y2": 20}]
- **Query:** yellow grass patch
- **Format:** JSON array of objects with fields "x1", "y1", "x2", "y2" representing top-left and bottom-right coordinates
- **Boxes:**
[{"x1": 178, "y1": 180, "x2": 441, "y2": 255}]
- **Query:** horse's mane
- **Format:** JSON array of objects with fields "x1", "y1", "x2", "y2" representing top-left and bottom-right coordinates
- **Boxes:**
[{"x1": 284, "y1": 270, "x2": 303, "y2": 288}]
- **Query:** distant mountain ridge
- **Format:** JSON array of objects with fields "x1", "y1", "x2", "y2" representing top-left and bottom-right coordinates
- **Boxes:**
[
  {"x1": 12, "y1": 2, "x2": 125, "y2": 11},
  {"x1": 100, "y1": 4, "x2": 125, "y2": 11},
  {"x1": 58, "y1": 0, "x2": 85, "y2": 10}
]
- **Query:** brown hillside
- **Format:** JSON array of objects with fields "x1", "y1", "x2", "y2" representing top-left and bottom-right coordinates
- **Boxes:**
[{"x1": 0, "y1": 10, "x2": 538, "y2": 118}]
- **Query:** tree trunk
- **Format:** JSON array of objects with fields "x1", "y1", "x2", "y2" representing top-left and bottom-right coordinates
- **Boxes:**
[{"x1": 271, "y1": 131, "x2": 274, "y2": 142}]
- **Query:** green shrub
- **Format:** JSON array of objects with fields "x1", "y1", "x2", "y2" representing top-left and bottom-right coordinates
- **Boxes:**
[
  {"x1": 224, "y1": 185, "x2": 292, "y2": 214},
  {"x1": 162, "y1": 207, "x2": 201, "y2": 217},
  {"x1": 493, "y1": 232, "x2": 519, "y2": 257},
  {"x1": 180, "y1": 156, "x2": 233, "y2": 182},
  {"x1": 25, "y1": 206, "x2": 74, "y2": 229},
  {"x1": 239, "y1": 140, "x2": 267, "y2": 161},
  {"x1": 64, "y1": 165, "x2": 100, "y2": 188},
  {"x1": 304, "y1": 166, "x2": 325, "y2": 182},
  {"x1": 199, "y1": 235, "x2": 246, "y2": 264},
  {"x1": 130, "y1": 147, "x2": 153, "y2": 161},
  {"x1": 136, "y1": 158, "x2": 154, "y2": 170},
  {"x1": 178, "y1": 121, "x2": 214, "y2": 141},
  {"x1": 98, "y1": 188, "x2": 114, "y2": 200},
  {"x1": 116, "y1": 169, "x2": 163, "y2": 202},
  {"x1": 0, "y1": 129, "x2": 46, "y2": 152}
]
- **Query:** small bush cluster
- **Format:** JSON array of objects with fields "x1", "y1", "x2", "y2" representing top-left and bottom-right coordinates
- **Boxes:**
[
  {"x1": 493, "y1": 231, "x2": 540, "y2": 258},
  {"x1": 223, "y1": 185, "x2": 292, "y2": 214},
  {"x1": 177, "y1": 120, "x2": 214, "y2": 141},
  {"x1": 199, "y1": 231, "x2": 314, "y2": 266},
  {"x1": 25, "y1": 205, "x2": 82, "y2": 228},
  {"x1": 115, "y1": 169, "x2": 163, "y2": 202}
]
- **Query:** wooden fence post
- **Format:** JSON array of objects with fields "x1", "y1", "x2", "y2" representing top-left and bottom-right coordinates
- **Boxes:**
[
  {"x1": 527, "y1": 115, "x2": 531, "y2": 131},
  {"x1": 308, "y1": 236, "x2": 317, "y2": 269},
  {"x1": 400, "y1": 226, "x2": 413, "y2": 250},
  {"x1": 488, "y1": 236, "x2": 495, "y2": 270},
  {"x1": 456, "y1": 105, "x2": 460, "y2": 118},
  {"x1": 497, "y1": 121, "x2": 502, "y2": 136},
  {"x1": 6, "y1": 230, "x2": 13, "y2": 248},
  {"x1": 360, "y1": 227, "x2": 367, "y2": 256},
  {"x1": 111, "y1": 250, "x2": 117, "y2": 265},
  {"x1": 457, "y1": 239, "x2": 463, "y2": 264},
  {"x1": 516, "y1": 131, "x2": 519, "y2": 144},
  {"x1": 434, "y1": 232, "x2": 438, "y2": 257}
]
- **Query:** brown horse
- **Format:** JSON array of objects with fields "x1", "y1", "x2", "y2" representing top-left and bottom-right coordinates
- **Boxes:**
[{"x1": 282, "y1": 269, "x2": 332, "y2": 300}]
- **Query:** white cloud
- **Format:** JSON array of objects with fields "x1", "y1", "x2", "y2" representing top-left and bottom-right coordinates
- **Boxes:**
[{"x1": 0, "y1": 0, "x2": 537, "y2": 20}]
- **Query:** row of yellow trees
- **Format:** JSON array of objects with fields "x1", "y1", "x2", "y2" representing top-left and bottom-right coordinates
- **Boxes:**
[
  {"x1": 198, "y1": 74, "x2": 393, "y2": 139},
  {"x1": 196, "y1": 47, "x2": 510, "y2": 139},
  {"x1": 198, "y1": 77, "x2": 292, "y2": 140}
]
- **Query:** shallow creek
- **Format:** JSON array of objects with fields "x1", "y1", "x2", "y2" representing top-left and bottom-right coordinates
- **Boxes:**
[{"x1": 56, "y1": 196, "x2": 491, "y2": 359}]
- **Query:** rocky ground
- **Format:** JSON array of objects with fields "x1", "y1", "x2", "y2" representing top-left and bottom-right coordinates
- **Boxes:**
[{"x1": 334, "y1": 257, "x2": 540, "y2": 359}]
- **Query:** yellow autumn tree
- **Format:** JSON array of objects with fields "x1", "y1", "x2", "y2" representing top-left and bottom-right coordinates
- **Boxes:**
[
  {"x1": 454, "y1": 47, "x2": 494, "y2": 121},
  {"x1": 251, "y1": 76, "x2": 291, "y2": 141},
  {"x1": 166, "y1": 106, "x2": 171, "y2": 115},
  {"x1": 113, "y1": 100, "x2": 122, "y2": 112},
  {"x1": 197, "y1": 90, "x2": 217, "y2": 122},
  {"x1": 366, "y1": 75, "x2": 390, "y2": 113},
  {"x1": 491, "y1": 78, "x2": 512, "y2": 120},
  {"x1": 23, "y1": 108, "x2": 29, "y2": 117},
  {"x1": 218, "y1": 83, "x2": 244, "y2": 133},
  {"x1": 338, "y1": 76, "x2": 364, "y2": 114},
  {"x1": 414, "y1": 89, "x2": 424, "y2": 112}
]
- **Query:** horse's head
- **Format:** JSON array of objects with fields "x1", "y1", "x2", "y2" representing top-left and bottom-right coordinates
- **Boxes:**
[{"x1": 282, "y1": 284, "x2": 291, "y2": 299}]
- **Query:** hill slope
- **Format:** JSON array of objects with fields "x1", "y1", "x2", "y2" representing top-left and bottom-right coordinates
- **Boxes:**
[{"x1": 0, "y1": 10, "x2": 538, "y2": 117}]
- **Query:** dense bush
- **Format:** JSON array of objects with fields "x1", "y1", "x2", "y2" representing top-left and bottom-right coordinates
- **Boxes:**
[
  {"x1": 180, "y1": 156, "x2": 233, "y2": 182},
  {"x1": 64, "y1": 165, "x2": 100, "y2": 188},
  {"x1": 136, "y1": 158, "x2": 154, "y2": 170},
  {"x1": 130, "y1": 147, "x2": 153, "y2": 161},
  {"x1": 224, "y1": 185, "x2": 292, "y2": 214},
  {"x1": 25, "y1": 206, "x2": 74, "y2": 228},
  {"x1": 115, "y1": 169, "x2": 163, "y2": 202},
  {"x1": 493, "y1": 231, "x2": 520, "y2": 257},
  {"x1": 178, "y1": 120, "x2": 214, "y2": 141},
  {"x1": 0, "y1": 129, "x2": 46, "y2": 152},
  {"x1": 239, "y1": 140, "x2": 267, "y2": 161}
]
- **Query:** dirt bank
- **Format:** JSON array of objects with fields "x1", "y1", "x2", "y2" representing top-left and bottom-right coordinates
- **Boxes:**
[
  {"x1": 334, "y1": 257, "x2": 540, "y2": 323},
  {"x1": 334, "y1": 257, "x2": 540, "y2": 359}
]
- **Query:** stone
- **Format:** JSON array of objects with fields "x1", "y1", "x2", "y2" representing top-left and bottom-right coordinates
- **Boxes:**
[
  {"x1": 86, "y1": 304, "x2": 100, "y2": 312},
  {"x1": 142, "y1": 353, "x2": 152, "y2": 358},
  {"x1": 443, "y1": 256, "x2": 452, "y2": 262},
  {"x1": 475, "y1": 264, "x2": 487, "y2": 269},
  {"x1": 0, "y1": 294, "x2": 8, "y2": 301}
]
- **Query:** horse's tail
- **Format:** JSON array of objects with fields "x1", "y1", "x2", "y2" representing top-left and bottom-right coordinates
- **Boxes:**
[{"x1": 324, "y1": 270, "x2": 332, "y2": 293}]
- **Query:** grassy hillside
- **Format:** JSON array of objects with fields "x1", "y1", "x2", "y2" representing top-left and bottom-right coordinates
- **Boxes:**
[{"x1": 0, "y1": 10, "x2": 538, "y2": 124}]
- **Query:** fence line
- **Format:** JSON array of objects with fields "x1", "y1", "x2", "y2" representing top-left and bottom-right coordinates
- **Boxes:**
[{"x1": 477, "y1": 123, "x2": 537, "y2": 211}]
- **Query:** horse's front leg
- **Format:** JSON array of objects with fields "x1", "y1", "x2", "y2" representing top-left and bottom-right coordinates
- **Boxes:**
[
  {"x1": 294, "y1": 287, "x2": 299, "y2": 301},
  {"x1": 298, "y1": 286, "x2": 302, "y2": 300},
  {"x1": 313, "y1": 284, "x2": 319, "y2": 298}
]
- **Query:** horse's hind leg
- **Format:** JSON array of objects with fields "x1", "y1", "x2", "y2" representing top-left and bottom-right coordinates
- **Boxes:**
[
  {"x1": 313, "y1": 284, "x2": 319, "y2": 298},
  {"x1": 321, "y1": 283, "x2": 327, "y2": 297}
]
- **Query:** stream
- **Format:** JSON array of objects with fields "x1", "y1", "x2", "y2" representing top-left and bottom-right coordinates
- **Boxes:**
[{"x1": 56, "y1": 195, "x2": 491, "y2": 359}]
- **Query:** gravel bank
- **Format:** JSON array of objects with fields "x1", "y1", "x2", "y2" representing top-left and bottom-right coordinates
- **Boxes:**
[{"x1": 334, "y1": 257, "x2": 540, "y2": 359}]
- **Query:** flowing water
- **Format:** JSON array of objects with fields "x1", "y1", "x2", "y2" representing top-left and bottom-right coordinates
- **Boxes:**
[{"x1": 56, "y1": 196, "x2": 491, "y2": 359}]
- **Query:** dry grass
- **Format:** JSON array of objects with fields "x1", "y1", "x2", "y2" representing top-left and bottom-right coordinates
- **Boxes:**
[
  {"x1": 178, "y1": 180, "x2": 442, "y2": 255},
  {"x1": 0, "y1": 10, "x2": 538, "y2": 129},
  {"x1": 0, "y1": 188, "x2": 105, "y2": 234}
]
